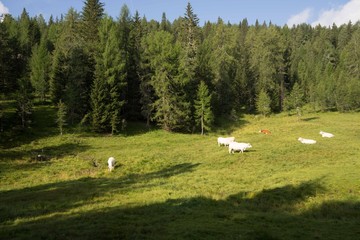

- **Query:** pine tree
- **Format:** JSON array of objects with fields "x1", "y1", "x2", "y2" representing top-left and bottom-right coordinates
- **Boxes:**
[
  {"x1": 143, "y1": 31, "x2": 190, "y2": 131},
  {"x1": 0, "y1": 22, "x2": 14, "y2": 96},
  {"x1": 49, "y1": 9, "x2": 92, "y2": 123},
  {"x1": 16, "y1": 77, "x2": 33, "y2": 128},
  {"x1": 208, "y1": 18, "x2": 236, "y2": 116},
  {"x1": 177, "y1": 2, "x2": 200, "y2": 128},
  {"x1": 247, "y1": 26, "x2": 286, "y2": 112},
  {"x1": 256, "y1": 89, "x2": 271, "y2": 117},
  {"x1": 90, "y1": 65, "x2": 108, "y2": 132},
  {"x1": 139, "y1": 18, "x2": 155, "y2": 126},
  {"x1": 234, "y1": 18, "x2": 253, "y2": 112},
  {"x1": 335, "y1": 28, "x2": 360, "y2": 111},
  {"x1": 195, "y1": 81, "x2": 213, "y2": 135},
  {"x1": 91, "y1": 17, "x2": 110, "y2": 132},
  {"x1": 126, "y1": 11, "x2": 143, "y2": 120},
  {"x1": 49, "y1": 49, "x2": 66, "y2": 104},
  {"x1": 160, "y1": 12, "x2": 171, "y2": 32},
  {"x1": 80, "y1": 0, "x2": 104, "y2": 57},
  {"x1": 56, "y1": 100, "x2": 67, "y2": 135},
  {"x1": 92, "y1": 16, "x2": 127, "y2": 133},
  {"x1": 18, "y1": 8, "x2": 32, "y2": 57},
  {"x1": 29, "y1": 37, "x2": 51, "y2": 102},
  {"x1": 284, "y1": 82, "x2": 304, "y2": 119}
]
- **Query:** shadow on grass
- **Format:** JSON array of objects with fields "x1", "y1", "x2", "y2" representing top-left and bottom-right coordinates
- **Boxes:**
[
  {"x1": 214, "y1": 116, "x2": 249, "y2": 135},
  {"x1": 0, "y1": 105, "x2": 58, "y2": 149},
  {"x1": 0, "y1": 163, "x2": 200, "y2": 226},
  {"x1": 0, "y1": 142, "x2": 89, "y2": 161},
  {"x1": 301, "y1": 117, "x2": 320, "y2": 122},
  {"x1": 1, "y1": 179, "x2": 359, "y2": 239}
]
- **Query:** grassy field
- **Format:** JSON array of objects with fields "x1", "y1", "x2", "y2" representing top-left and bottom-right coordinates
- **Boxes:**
[{"x1": 1, "y1": 106, "x2": 360, "y2": 239}]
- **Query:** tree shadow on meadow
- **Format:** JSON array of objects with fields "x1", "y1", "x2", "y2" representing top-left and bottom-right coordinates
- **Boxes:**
[
  {"x1": 214, "y1": 116, "x2": 249, "y2": 135},
  {"x1": 0, "y1": 142, "x2": 89, "y2": 162},
  {"x1": 0, "y1": 142, "x2": 90, "y2": 178},
  {"x1": 1, "y1": 178, "x2": 359, "y2": 239},
  {"x1": 0, "y1": 163, "x2": 200, "y2": 228},
  {"x1": 301, "y1": 117, "x2": 320, "y2": 122},
  {"x1": 0, "y1": 105, "x2": 58, "y2": 149}
]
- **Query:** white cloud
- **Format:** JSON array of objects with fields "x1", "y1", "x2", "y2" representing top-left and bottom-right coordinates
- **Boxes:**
[
  {"x1": 312, "y1": 0, "x2": 360, "y2": 26},
  {"x1": 287, "y1": 8, "x2": 312, "y2": 26},
  {"x1": 0, "y1": 1, "x2": 9, "y2": 15}
]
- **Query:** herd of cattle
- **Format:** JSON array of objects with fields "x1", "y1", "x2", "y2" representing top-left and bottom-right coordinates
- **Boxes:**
[
  {"x1": 218, "y1": 130, "x2": 335, "y2": 154},
  {"x1": 107, "y1": 129, "x2": 335, "y2": 171}
]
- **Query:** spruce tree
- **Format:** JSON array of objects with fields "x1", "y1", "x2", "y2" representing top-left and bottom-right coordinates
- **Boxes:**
[
  {"x1": 139, "y1": 21, "x2": 155, "y2": 126},
  {"x1": 143, "y1": 31, "x2": 190, "y2": 131},
  {"x1": 0, "y1": 22, "x2": 14, "y2": 96},
  {"x1": 208, "y1": 18, "x2": 236, "y2": 116},
  {"x1": 49, "y1": 49, "x2": 66, "y2": 104},
  {"x1": 18, "y1": 8, "x2": 32, "y2": 57},
  {"x1": 177, "y1": 2, "x2": 200, "y2": 129},
  {"x1": 256, "y1": 89, "x2": 271, "y2": 117},
  {"x1": 92, "y1": 16, "x2": 127, "y2": 133},
  {"x1": 284, "y1": 82, "x2": 304, "y2": 119},
  {"x1": 49, "y1": 9, "x2": 91, "y2": 123},
  {"x1": 16, "y1": 77, "x2": 33, "y2": 128},
  {"x1": 160, "y1": 12, "x2": 171, "y2": 32},
  {"x1": 80, "y1": 0, "x2": 104, "y2": 57},
  {"x1": 195, "y1": 81, "x2": 214, "y2": 135},
  {"x1": 247, "y1": 26, "x2": 286, "y2": 111},
  {"x1": 181, "y1": 3, "x2": 200, "y2": 84},
  {"x1": 29, "y1": 37, "x2": 50, "y2": 102},
  {"x1": 91, "y1": 18, "x2": 109, "y2": 132},
  {"x1": 126, "y1": 11, "x2": 143, "y2": 120},
  {"x1": 56, "y1": 100, "x2": 67, "y2": 135}
]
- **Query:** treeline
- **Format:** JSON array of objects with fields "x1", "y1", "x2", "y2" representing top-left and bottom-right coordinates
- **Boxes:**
[{"x1": 1, "y1": 0, "x2": 360, "y2": 134}]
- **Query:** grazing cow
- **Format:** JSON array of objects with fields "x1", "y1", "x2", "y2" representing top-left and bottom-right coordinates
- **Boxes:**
[
  {"x1": 108, "y1": 157, "x2": 116, "y2": 171},
  {"x1": 298, "y1": 137, "x2": 316, "y2": 144},
  {"x1": 217, "y1": 137, "x2": 235, "y2": 146},
  {"x1": 229, "y1": 142, "x2": 252, "y2": 154},
  {"x1": 320, "y1": 131, "x2": 334, "y2": 138},
  {"x1": 259, "y1": 129, "x2": 271, "y2": 134}
]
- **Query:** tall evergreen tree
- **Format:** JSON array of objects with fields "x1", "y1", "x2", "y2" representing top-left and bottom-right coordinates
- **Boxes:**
[
  {"x1": 160, "y1": 12, "x2": 171, "y2": 32},
  {"x1": 80, "y1": 0, "x2": 104, "y2": 57},
  {"x1": 256, "y1": 89, "x2": 271, "y2": 117},
  {"x1": 91, "y1": 16, "x2": 127, "y2": 133},
  {"x1": 126, "y1": 10, "x2": 143, "y2": 120},
  {"x1": 234, "y1": 18, "x2": 253, "y2": 112},
  {"x1": 177, "y1": 2, "x2": 200, "y2": 127},
  {"x1": 208, "y1": 18, "x2": 236, "y2": 116},
  {"x1": 139, "y1": 17, "x2": 155, "y2": 126},
  {"x1": 143, "y1": 31, "x2": 190, "y2": 131},
  {"x1": 247, "y1": 25, "x2": 286, "y2": 112},
  {"x1": 334, "y1": 28, "x2": 360, "y2": 111},
  {"x1": 56, "y1": 100, "x2": 67, "y2": 135},
  {"x1": 18, "y1": 8, "x2": 32, "y2": 57},
  {"x1": 0, "y1": 22, "x2": 14, "y2": 96},
  {"x1": 194, "y1": 81, "x2": 214, "y2": 135},
  {"x1": 284, "y1": 82, "x2": 304, "y2": 118},
  {"x1": 49, "y1": 9, "x2": 91, "y2": 123},
  {"x1": 29, "y1": 37, "x2": 51, "y2": 102},
  {"x1": 15, "y1": 77, "x2": 33, "y2": 128}
]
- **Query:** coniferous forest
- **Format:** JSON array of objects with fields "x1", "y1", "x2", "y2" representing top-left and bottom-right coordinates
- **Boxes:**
[{"x1": 1, "y1": 0, "x2": 360, "y2": 134}]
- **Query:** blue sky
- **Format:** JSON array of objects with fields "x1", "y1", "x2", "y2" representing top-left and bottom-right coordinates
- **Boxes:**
[{"x1": 1, "y1": 0, "x2": 360, "y2": 26}]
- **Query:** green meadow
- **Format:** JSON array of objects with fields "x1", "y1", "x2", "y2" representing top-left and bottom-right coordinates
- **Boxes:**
[{"x1": 1, "y1": 106, "x2": 360, "y2": 239}]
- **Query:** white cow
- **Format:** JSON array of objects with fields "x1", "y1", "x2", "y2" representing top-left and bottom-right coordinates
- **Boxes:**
[
  {"x1": 229, "y1": 142, "x2": 252, "y2": 154},
  {"x1": 298, "y1": 137, "x2": 316, "y2": 144},
  {"x1": 319, "y1": 131, "x2": 334, "y2": 138},
  {"x1": 108, "y1": 157, "x2": 116, "y2": 171},
  {"x1": 217, "y1": 137, "x2": 235, "y2": 146}
]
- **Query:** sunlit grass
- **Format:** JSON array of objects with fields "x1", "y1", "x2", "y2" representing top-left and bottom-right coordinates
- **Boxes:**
[{"x1": 1, "y1": 108, "x2": 360, "y2": 239}]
